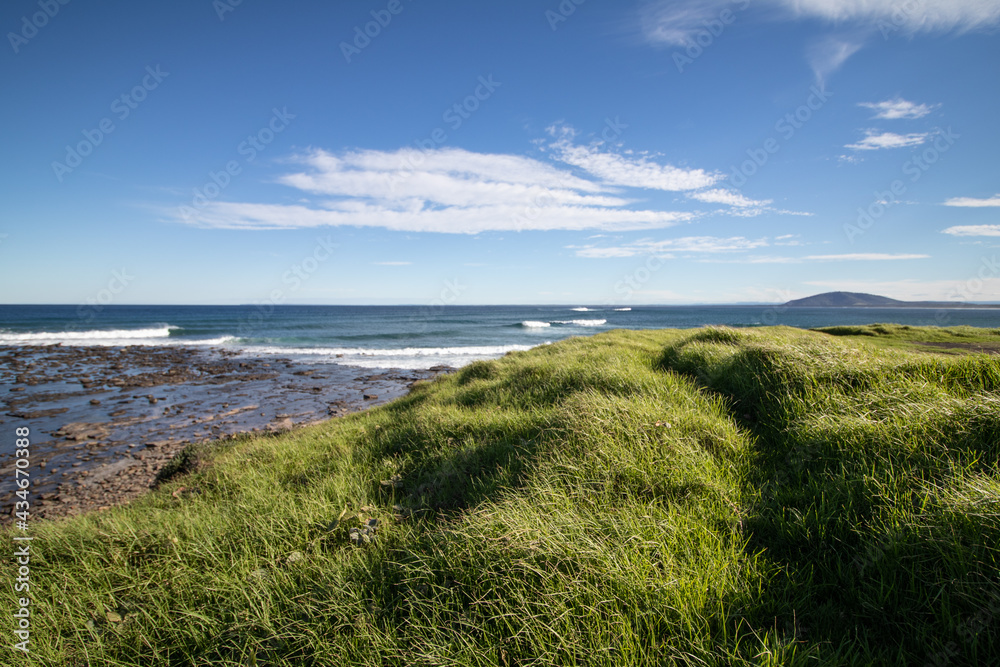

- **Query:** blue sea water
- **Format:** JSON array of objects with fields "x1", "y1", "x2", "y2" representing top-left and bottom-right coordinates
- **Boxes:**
[{"x1": 1, "y1": 304, "x2": 997, "y2": 369}]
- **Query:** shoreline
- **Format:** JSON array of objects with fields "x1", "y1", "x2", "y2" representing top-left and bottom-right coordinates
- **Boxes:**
[{"x1": 0, "y1": 344, "x2": 452, "y2": 523}]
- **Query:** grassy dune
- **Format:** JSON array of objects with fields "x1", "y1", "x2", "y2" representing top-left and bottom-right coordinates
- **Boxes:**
[{"x1": 8, "y1": 326, "x2": 1000, "y2": 665}]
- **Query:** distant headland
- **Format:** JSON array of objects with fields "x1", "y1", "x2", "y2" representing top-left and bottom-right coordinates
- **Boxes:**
[{"x1": 783, "y1": 291, "x2": 1000, "y2": 309}]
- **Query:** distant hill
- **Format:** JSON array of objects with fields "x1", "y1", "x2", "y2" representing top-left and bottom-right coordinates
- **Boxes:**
[{"x1": 784, "y1": 291, "x2": 999, "y2": 309}]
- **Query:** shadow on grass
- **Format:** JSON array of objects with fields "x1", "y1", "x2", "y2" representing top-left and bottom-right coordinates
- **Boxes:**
[{"x1": 657, "y1": 329, "x2": 1000, "y2": 663}]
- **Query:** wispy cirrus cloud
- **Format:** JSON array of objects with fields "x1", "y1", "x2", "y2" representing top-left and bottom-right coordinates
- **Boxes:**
[
  {"x1": 942, "y1": 225, "x2": 1000, "y2": 237},
  {"x1": 943, "y1": 194, "x2": 1000, "y2": 208},
  {"x1": 804, "y1": 253, "x2": 929, "y2": 261},
  {"x1": 774, "y1": 234, "x2": 803, "y2": 246},
  {"x1": 859, "y1": 97, "x2": 939, "y2": 120},
  {"x1": 702, "y1": 252, "x2": 929, "y2": 264},
  {"x1": 808, "y1": 38, "x2": 864, "y2": 85},
  {"x1": 638, "y1": 0, "x2": 747, "y2": 47},
  {"x1": 178, "y1": 198, "x2": 695, "y2": 234},
  {"x1": 687, "y1": 188, "x2": 772, "y2": 208},
  {"x1": 638, "y1": 1, "x2": 1000, "y2": 82},
  {"x1": 575, "y1": 237, "x2": 928, "y2": 262},
  {"x1": 777, "y1": 0, "x2": 1000, "y2": 34},
  {"x1": 546, "y1": 125, "x2": 720, "y2": 191},
  {"x1": 845, "y1": 130, "x2": 930, "y2": 151},
  {"x1": 684, "y1": 187, "x2": 812, "y2": 218},
  {"x1": 571, "y1": 235, "x2": 769, "y2": 258}
]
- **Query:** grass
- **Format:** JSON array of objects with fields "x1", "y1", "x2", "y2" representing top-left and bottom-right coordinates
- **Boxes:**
[
  {"x1": 815, "y1": 323, "x2": 1000, "y2": 355},
  {"x1": 6, "y1": 326, "x2": 1000, "y2": 665}
]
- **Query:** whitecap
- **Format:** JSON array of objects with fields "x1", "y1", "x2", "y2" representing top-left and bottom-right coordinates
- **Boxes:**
[{"x1": 554, "y1": 319, "x2": 607, "y2": 327}]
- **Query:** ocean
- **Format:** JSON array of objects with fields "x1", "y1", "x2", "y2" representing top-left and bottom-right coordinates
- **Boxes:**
[{"x1": 2, "y1": 304, "x2": 998, "y2": 369}]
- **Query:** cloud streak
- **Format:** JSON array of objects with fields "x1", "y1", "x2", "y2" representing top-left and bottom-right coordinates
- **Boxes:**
[
  {"x1": 944, "y1": 194, "x2": 1000, "y2": 208},
  {"x1": 687, "y1": 188, "x2": 772, "y2": 208},
  {"x1": 845, "y1": 130, "x2": 930, "y2": 151},
  {"x1": 859, "y1": 97, "x2": 939, "y2": 119},
  {"x1": 547, "y1": 128, "x2": 720, "y2": 191},
  {"x1": 942, "y1": 225, "x2": 1000, "y2": 237},
  {"x1": 804, "y1": 253, "x2": 929, "y2": 261},
  {"x1": 572, "y1": 235, "x2": 769, "y2": 258}
]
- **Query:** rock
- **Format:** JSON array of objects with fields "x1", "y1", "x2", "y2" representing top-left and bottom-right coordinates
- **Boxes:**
[
  {"x1": 9, "y1": 407, "x2": 69, "y2": 419},
  {"x1": 54, "y1": 422, "x2": 111, "y2": 441},
  {"x1": 363, "y1": 394, "x2": 378, "y2": 400},
  {"x1": 266, "y1": 417, "x2": 294, "y2": 433}
]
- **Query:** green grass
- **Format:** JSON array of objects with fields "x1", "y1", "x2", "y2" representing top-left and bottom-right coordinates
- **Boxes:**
[
  {"x1": 815, "y1": 323, "x2": 1000, "y2": 354},
  {"x1": 6, "y1": 326, "x2": 1000, "y2": 665}
]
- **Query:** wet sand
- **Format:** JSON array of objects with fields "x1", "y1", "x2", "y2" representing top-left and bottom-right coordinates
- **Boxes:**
[{"x1": 0, "y1": 345, "x2": 450, "y2": 523}]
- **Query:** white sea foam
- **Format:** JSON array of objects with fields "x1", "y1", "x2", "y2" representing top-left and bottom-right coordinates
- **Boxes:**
[
  {"x1": 570, "y1": 307, "x2": 591, "y2": 312},
  {"x1": 247, "y1": 344, "x2": 538, "y2": 369},
  {"x1": 0, "y1": 326, "x2": 241, "y2": 348},
  {"x1": 192, "y1": 336, "x2": 240, "y2": 346},
  {"x1": 521, "y1": 320, "x2": 551, "y2": 328},
  {"x1": 614, "y1": 307, "x2": 632, "y2": 311},
  {"x1": 0, "y1": 326, "x2": 174, "y2": 345},
  {"x1": 554, "y1": 319, "x2": 607, "y2": 326}
]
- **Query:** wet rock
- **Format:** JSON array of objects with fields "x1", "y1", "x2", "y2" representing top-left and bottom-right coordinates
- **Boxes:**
[
  {"x1": 9, "y1": 407, "x2": 69, "y2": 419},
  {"x1": 54, "y1": 422, "x2": 111, "y2": 441},
  {"x1": 0, "y1": 344, "x2": 447, "y2": 525}
]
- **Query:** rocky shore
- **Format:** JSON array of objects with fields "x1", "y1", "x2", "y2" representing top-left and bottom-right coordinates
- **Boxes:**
[{"x1": 0, "y1": 345, "x2": 450, "y2": 523}]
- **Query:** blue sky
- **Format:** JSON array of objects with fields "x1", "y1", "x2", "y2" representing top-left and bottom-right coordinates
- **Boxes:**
[{"x1": 1, "y1": 0, "x2": 999, "y2": 305}]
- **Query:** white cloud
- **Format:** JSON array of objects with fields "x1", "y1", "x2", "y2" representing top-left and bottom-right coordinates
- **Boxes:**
[
  {"x1": 702, "y1": 251, "x2": 927, "y2": 264},
  {"x1": 805, "y1": 253, "x2": 929, "y2": 260},
  {"x1": 280, "y1": 147, "x2": 612, "y2": 207},
  {"x1": 774, "y1": 234, "x2": 804, "y2": 246},
  {"x1": 574, "y1": 246, "x2": 651, "y2": 259},
  {"x1": 175, "y1": 129, "x2": 804, "y2": 233},
  {"x1": 775, "y1": 0, "x2": 1000, "y2": 34},
  {"x1": 845, "y1": 130, "x2": 930, "y2": 150},
  {"x1": 699, "y1": 255, "x2": 800, "y2": 264},
  {"x1": 573, "y1": 235, "x2": 769, "y2": 258},
  {"x1": 641, "y1": 0, "x2": 1000, "y2": 45},
  {"x1": 176, "y1": 145, "x2": 705, "y2": 233},
  {"x1": 942, "y1": 225, "x2": 1000, "y2": 237},
  {"x1": 943, "y1": 194, "x2": 1000, "y2": 208},
  {"x1": 859, "y1": 97, "x2": 939, "y2": 119},
  {"x1": 639, "y1": 1, "x2": 1000, "y2": 82},
  {"x1": 183, "y1": 200, "x2": 694, "y2": 234},
  {"x1": 688, "y1": 188, "x2": 772, "y2": 208},
  {"x1": 548, "y1": 128, "x2": 719, "y2": 191}
]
